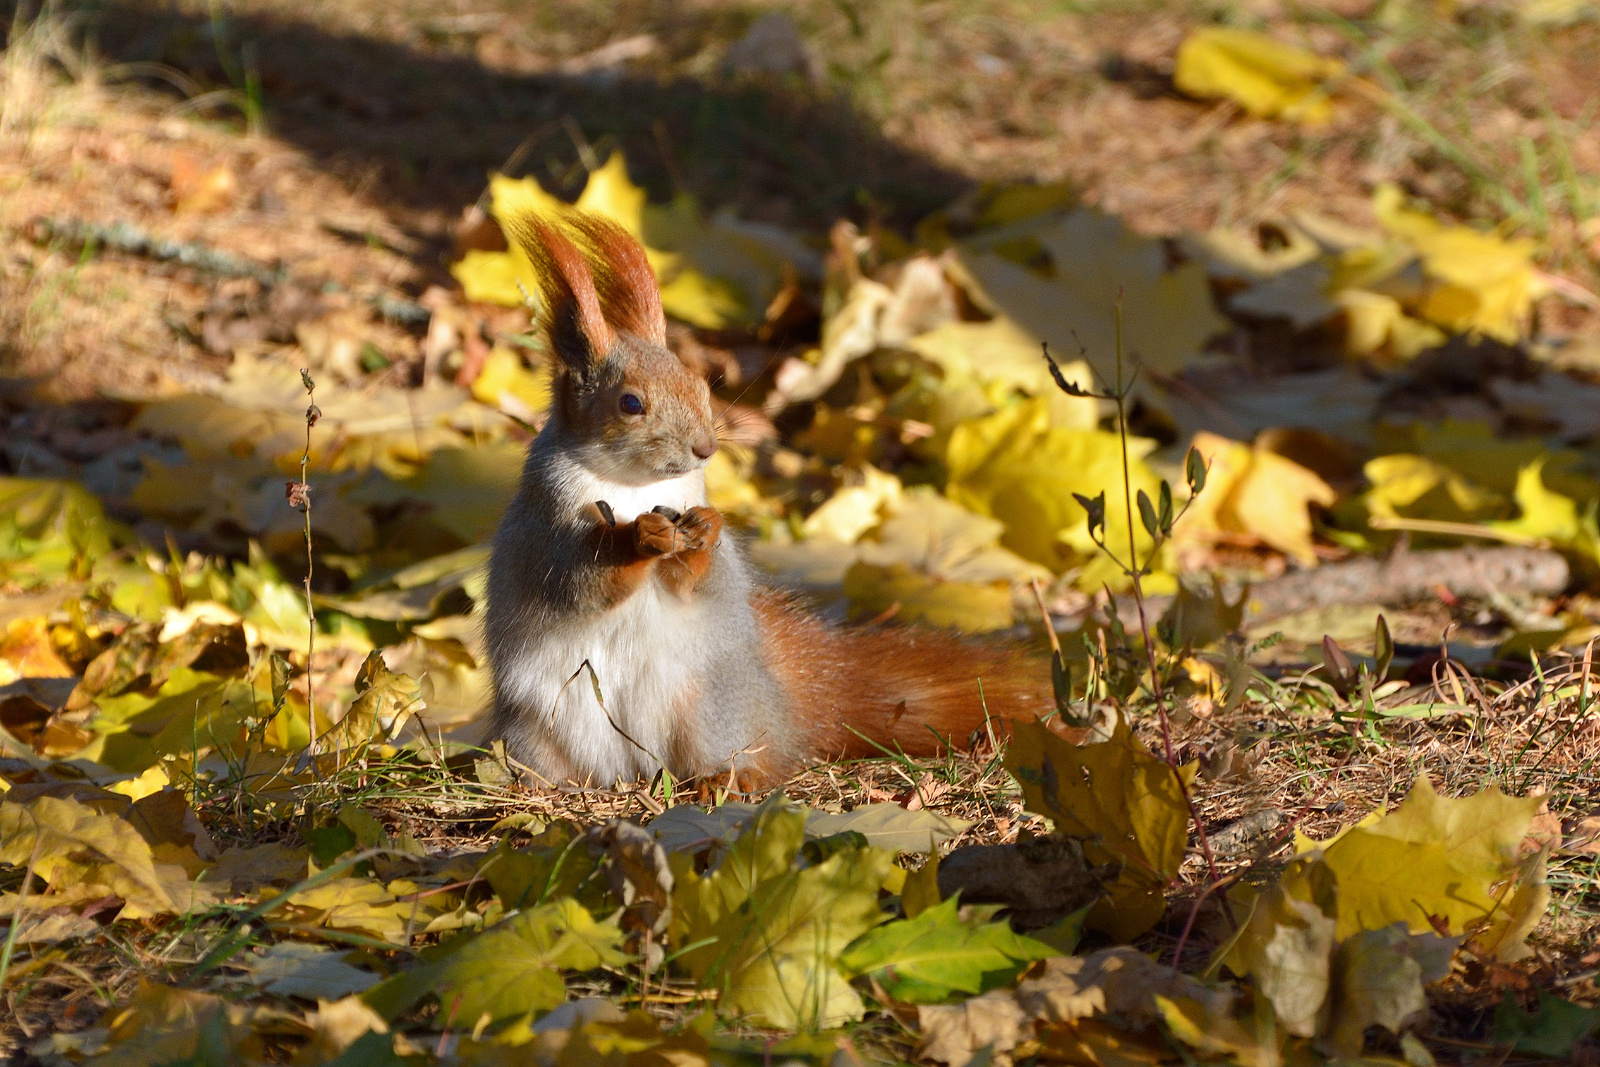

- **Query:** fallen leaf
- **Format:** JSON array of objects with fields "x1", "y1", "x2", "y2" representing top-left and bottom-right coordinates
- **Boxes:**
[
  {"x1": 957, "y1": 208, "x2": 1231, "y2": 389},
  {"x1": 1298, "y1": 777, "x2": 1540, "y2": 941},
  {"x1": 0, "y1": 793, "x2": 181, "y2": 918},
  {"x1": 801, "y1": 464, "x2": 904, "y2": 544},
  {"x1": 907, "y1": 317, "x2": 1101, "y2": 429},
  {"x1": 1180, "y1": 431, "x2": 1336, "y2": 565},
  {"x1": 1174, "y1": 26, "x2": 1346, "y2": 122},
  {"x1": 1004, "y1": 720, "x2": 1193, "y2": 940},
  {"x1": 236, "y1": 941, "x2": 382, "y2": 1000},
  {"x1": 321, "y1": 651, "x2": 420, "y2": 754},
  {"x1": 668, "y1": 794, "x2": 892, "y2": 1028},
  {"x1": 648, "y1": 800, "x2": 970, "y2": 857},
  {"x1": 0, "y1": 477, "x2": 116, "y2": 585},
  {"x1": 946, "y1": 399, "x2": 1167, "y2": 585},
  {"x1": 917, "y1": 989, "x2": 1030, "y2": 1067},
  {"x1": 0, "y1": 616, "x2": 75, "y2": 683},
  {"x1": 470, "y1": 346, "x2": 552, "y2": 422},
  {"x1": 918, "y1": 947, "x2": 1225, "y2": 1067},
  {"x1": 364, "y1": 897, "x2": 628, "y2": 1028},
  {"x1": 1221, "y1": 873, "x2": 1337, "y2": 1036},
  {"x1": 348, "y1": 443, "x2": 525, "y2": 544},
  {"x1": 1493, "y1": 991, "x2": 1600, "y2": 1057},
  {"x1": 1373, "y1": 183, "x2": 1547, "y2": 341},
  {"x1": 1325, "y1": 923, "x2": 1437, "y2": 1058},
  {"x1": 838, "y1": 896, "x2": 1054, "y2": 1003}
]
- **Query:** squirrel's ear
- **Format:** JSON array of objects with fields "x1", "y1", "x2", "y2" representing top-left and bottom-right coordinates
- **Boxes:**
[
  {"x1": 506, "y1": 215, "x2": 615, "y2": 372},
  {"x1": 566, "y1": 213, "x2": 666, "y2": 348},
  {"x1": 505, "y1": 212, "x2": 667, "y2": 370}
]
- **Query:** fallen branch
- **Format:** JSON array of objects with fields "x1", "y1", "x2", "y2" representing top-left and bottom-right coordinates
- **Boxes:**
[
  {"x1": 26, "y1": 216, "x2": 430, "y2": 324},
  {"x1": 30, "y1": 215, "x2": 284, "y2": 285},
  {"x1": 1241, "y1": 544, "x2": 1570, "y2": 622}
]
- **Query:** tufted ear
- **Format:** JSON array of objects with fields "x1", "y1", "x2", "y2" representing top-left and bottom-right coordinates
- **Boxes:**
[
  {"x1": 504, "y1": 214, "x2": 613, "y2": 373},
  {"x1": 502, "y1": 210, "x2": 665, "y2": 374},
  {"x1": 565, "y1": 212, "x2": 666, "y2": 348}
]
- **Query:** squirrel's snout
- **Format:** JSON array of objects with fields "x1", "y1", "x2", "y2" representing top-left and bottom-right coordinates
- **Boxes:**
[{"x1": 691, "y1": 435, "x2": 718, "y2": 461}]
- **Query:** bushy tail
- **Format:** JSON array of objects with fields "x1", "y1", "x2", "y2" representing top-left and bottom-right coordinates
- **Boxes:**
[{"x1": 754, "y1": 591, "x2": 1051, "y2": 761}]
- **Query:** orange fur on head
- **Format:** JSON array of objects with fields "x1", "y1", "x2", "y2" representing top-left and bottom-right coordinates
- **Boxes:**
[{"x1": 502, "y1": 209, "x2": 665, "y2": 362}]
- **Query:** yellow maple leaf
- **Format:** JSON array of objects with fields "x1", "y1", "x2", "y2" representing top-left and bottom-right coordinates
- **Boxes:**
[
  {"x1": 907, "y1": 317, "x2": 1101, "y2": 430},
  {"x1": 1179, "y1": 432, "x2": 1336, "y2": 565},
  {"x1": 957, "y1": 209, "x2": 1230, "y2": 390},
  {"x1": 1492, "y1": 459, "x2": 1586, "y2": 546},
  {"x1": 1299, "y1": 777, "x2": 1542, "y2": 941},
  {"x1": 469, "y1": 346, "x2": 551, "y2": 422},
  {"x1": 946, "y1": 398, "x2": 1168, "y2": 587},
  {"x1": 1173, "y1": 26, "x2": 1346, "y2": 123},
  {"x1": 1373, "y1": 184, "x2": 1547, "y2": 341},
  {"x1": 802, "y1": 464, "x2": 905, "y2": 543},
  {"x1": 1335, "y1": 289, "x2": 1446, "y2": 360},
  {"x1": 1361, "y1": 453, "x2": 1505, "y2": 528},
  {"x1": 451, "y1": 152, "x2": 769, "y2": 328},
  {"x1": 1004, "y1": 719, "x2": 1195, "y2": 941}
]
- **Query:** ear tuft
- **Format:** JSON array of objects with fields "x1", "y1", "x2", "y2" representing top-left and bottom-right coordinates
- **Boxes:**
[
  {"x1": 501, "y1": 209, "x2": 666, "y2": 371},
  {"x1": 565, "y1": 213, "x2": 666, "y2": 347}
]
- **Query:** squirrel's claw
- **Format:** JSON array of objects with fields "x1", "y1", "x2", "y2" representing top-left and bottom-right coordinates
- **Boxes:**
[{"x1": 674, "y1": 506, "x2": 723, "y2": 555}]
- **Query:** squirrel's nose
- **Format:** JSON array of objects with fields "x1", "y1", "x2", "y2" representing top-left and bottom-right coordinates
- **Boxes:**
[{"x1": 692, "y1": 435, "x2": 718, "y2": 460}]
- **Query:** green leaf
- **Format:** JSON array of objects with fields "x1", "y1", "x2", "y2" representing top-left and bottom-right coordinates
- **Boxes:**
[
  {"x1": 1494, "y1": 991, "x2": 1600, "y2": 1057},
  {"x1": 363, "y1": 898, "x2": 626, "y2": 1027},
  {"x1": 1049, "y1": 650, "x2": 1074, "y2": 721},
  {"x1": 1186, "y1": 446, "x2": 1208, "y2": 495},
  {"x1": 669, "y1": 794, "x2": 893, "y2": 1028},
  {"x1": 838, "y1": 897, "x2": 1055, "y2": 1004},
  {"x1": 1374, "y1": 613, "x2": 1394, "y2": 680},
  {"x1": 1136, "y1": 489, "x2": 1159, "y2": 538},
  {"x1": 0, "y1": 477, "x2": 117, "y2": 583}
]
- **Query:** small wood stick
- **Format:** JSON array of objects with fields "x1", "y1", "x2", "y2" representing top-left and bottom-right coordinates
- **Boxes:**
[{"x1": 1030, "y1": 576, "x2": 1062, "y2": 657}]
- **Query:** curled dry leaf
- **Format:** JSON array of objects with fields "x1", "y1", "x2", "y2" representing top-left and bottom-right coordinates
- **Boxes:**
[
  {"x1": 918, "y1": 947, "x2": 1227, "y2": 1067},
  {"x1": 587, "y1": 818, "x2": 673, "y2": 969}
]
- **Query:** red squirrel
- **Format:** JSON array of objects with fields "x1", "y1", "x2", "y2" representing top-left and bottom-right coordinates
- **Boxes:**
[{"x1": 484, "y1": 208, "x2": 1049, "y2": 789}]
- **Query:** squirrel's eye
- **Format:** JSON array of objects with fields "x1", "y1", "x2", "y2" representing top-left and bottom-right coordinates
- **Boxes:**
[{"x1": 619, "y1": 393, "x2": 645, "y2": 416}]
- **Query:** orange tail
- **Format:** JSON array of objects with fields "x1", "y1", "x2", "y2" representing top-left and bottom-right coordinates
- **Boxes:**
[{"x1": 754, "y1": 591, "x2": 1051, "y2": 762}]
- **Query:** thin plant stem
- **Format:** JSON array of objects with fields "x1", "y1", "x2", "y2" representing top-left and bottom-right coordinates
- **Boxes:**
[
  {"x1": 295, "y1": 370, "x2": 320, "y2": 761},
  {"x1": 1107, "y1": 300, "x2": 1224, "y2": 890}
]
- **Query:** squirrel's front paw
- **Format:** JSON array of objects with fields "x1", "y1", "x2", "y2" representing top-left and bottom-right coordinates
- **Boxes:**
[
  {"x1": 633, "y1": 510, "x2": 680, "y2": 557},
  {"x1": 675, "y1": 507, "x2": 723, "y2": 554}
]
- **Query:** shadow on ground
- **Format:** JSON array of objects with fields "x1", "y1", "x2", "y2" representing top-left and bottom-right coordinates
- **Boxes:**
[{"x1": 25, "y1": 0, "x2": 971, "y2": 235}]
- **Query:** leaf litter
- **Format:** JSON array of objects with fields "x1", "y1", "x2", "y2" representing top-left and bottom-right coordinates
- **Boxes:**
[{"x1": 2, "y1": 7, "x2": 1600, "y2": 1065}]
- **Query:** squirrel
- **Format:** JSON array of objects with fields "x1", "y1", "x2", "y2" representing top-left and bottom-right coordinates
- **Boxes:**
[{"x1": 484, "y1": 208, "x2": 1050, "y2": 790}]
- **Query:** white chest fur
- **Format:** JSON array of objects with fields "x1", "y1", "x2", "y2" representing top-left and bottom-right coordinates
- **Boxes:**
[
  {"x1": 502, "y1": 461, "x2": 714, "y2": 784},
  {"x1": 557, "y1": 464, "x2": 707, "y2": 523},
  {"x1": 503, "y1": 581, "x2": 709, "y2": 784}
]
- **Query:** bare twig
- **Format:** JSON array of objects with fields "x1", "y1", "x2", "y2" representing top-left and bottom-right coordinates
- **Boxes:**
[{"x1": 290, "y1": 369, "x2": 320, "y2": 760}]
